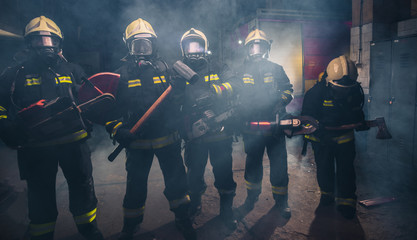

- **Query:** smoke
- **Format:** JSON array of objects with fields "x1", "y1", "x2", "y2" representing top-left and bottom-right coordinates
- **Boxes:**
[{"x1": 116, "y1": 0, "x2": 241, "y2": 66}]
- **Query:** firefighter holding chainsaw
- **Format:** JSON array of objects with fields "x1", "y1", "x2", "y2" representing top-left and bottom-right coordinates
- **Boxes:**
[
  {"x1": 104, "y1": 18, "x2": 196, "y2": 240},
  {"x1": 301, "y1": 55, "x2": 366, "y2": 219},
  {"x1": 0, "y1": 16, "x2": 104, "y2": 240},
  {"x1": 237, "y1": 29, "x2": 293, "y2": 218},
  {"x1": 179, "y1": 28, "x2": 242, "y2": 229}
]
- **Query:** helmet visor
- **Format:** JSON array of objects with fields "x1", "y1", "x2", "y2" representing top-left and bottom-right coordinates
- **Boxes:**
[
  {"x1": 130, "y1": 38, "x2": 153, "y2": 56},
  {"x1": 29, "y1": 35, "x2": 60, "y2": 48},
  {"x1": 183, "y1": 39, "x2": 205, "y2": 55},
  {"x1": 248, "y1": 42, "x2": 268, "y2": 56}
]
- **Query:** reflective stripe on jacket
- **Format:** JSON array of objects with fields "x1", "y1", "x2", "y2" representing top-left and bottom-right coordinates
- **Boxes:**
[{"x1": 129, "y1": 132, "x2": 180, "y2": 149}]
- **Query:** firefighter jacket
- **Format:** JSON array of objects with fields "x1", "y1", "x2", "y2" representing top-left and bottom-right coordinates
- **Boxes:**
[
  {"x1": 0, "y1": 57, "x2": 89, "y2": 147},
  {"x1": 181, "y1": 60, "x2": 242, "y2": 141},
  {"x1": 301, "y1": 81, "x2": 365, "y2": 144},
  {"x1": 113, "y1": 58, "x2": 182, "y2": 143},
  {"x1": 237, "y1": 58, "x2": 293, "y2": 123}
]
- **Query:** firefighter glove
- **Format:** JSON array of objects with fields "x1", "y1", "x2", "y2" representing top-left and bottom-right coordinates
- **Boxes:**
[
  {"x1": 114, "y1": 128, "x2": 136, "y2": 146},
  {"x1": 169, "y1": 72, "x2": 186, "y2": 91},
  {"x1": 105, "y1": 120, "x2": 121, "y2": 136}
]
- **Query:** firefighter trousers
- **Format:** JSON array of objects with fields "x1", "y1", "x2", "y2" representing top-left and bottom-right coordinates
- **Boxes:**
[
  {"x1": 243, "y1": 133, "x2": 289, "y2": 199},
  {"x1": 123, "y1": 141, "x2": 190, "y2": 221},
  {"x1": 311, "y1": 140, "x2": 357, "y2": 207},
  {"x1": 17, "y1": 140, "x2": 99, "y2": 239},
  {"x1": 184, "y1": 137, "x2": 237, "y2": 198}
]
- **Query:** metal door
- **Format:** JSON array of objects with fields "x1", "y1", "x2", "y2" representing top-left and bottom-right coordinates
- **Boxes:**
[
  {"x1": 368, "y1": 40, "x2": 392, "y2": 163},
  {"x1": 390, "y1": 37, "x2": 417, "y2": 171}
]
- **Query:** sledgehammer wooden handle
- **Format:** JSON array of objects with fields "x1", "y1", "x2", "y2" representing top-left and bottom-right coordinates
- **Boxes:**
[{"x1": 108, "y1": 85, "x2": 173, "y2": 162}]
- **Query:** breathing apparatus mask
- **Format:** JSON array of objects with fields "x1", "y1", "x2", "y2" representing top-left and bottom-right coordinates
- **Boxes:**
[
  {"x1": 246, "y1": 40, "x2": 269, "y2": 61},
  {"x1": 127, "y1": 34, "x2": 156, "y2": 68},
  {"x1": 26, "y1": 31, "x2": 61, "y2": 65},
  {"x1": 182, "y1": 37, "x2": 208, "y2": 68}
]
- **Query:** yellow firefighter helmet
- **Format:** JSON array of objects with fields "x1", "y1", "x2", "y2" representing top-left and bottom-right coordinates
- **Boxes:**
[
  {"x1": 244, "y1": 29, "x2": 269, "y2": 46},
  {"x1": 244, "y1": 29, "x2": 271, "y2": 60},
  {"x1": 123, "y1": 18, "x2": 157, "y2": 42},
  {"x1": 24, "y1": 16, "x2": 62, "y2": 39},
  {"x1": 180, "y1": 28, "x2": 208, "y2": 58},
  {"x1": 326, "y1": 55, "x2": 358, "y2": 86}
]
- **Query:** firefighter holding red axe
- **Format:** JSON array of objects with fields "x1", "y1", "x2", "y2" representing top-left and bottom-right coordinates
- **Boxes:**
[{"x1": 302, "y1": 55, "x2": 367, "y2": 219}]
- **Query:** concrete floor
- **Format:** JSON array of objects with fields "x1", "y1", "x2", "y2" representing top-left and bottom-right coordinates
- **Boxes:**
[{"x1": 1, "y1": 126, "x2": 417, "y2": 240}]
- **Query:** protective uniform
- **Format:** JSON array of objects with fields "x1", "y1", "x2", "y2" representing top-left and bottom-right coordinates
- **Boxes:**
[
  {"x1": 0, "y1": 16, "x2": 103, "y2": 240},
  {"x1": 105, "y1": 18, "x2": 195, "y2": 240},
  {"x1": 301, "y1": 55, "x2": 365, "y2": 219},
  {"x1": 237, "y1": 29, "x2": 293, "y2": 218},
  {"x1": 179, "y1": 28, "x2": 241, "y2": 229}
]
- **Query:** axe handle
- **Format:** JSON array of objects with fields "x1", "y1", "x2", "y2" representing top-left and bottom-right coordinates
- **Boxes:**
[
  {"x1": 130, "y1": 85, "x2": 172, "y2": 133},
  {"x1": 108, "y1": 85, "x2": 173, "y2": 162},
  {"x1": 324, "y1": 119, "x2": 379, "y2": 131}
]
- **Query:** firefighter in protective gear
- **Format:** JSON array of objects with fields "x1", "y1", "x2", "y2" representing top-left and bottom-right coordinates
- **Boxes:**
[
  {"x1": 237, "y1": 29, "x2": 293, "y2": 218},
  {"x1": 179, "y1": 28, "x2": 241, "y2": 229},
  {"x1": 105, "y1": 18, "x2": 195, "y2": 240},
  {"x1": 0, "y1": 16, "x2": 103, "y2": 240},
  {"x1": 301, "y1": 55, "x2": 365, "y2": 219}
]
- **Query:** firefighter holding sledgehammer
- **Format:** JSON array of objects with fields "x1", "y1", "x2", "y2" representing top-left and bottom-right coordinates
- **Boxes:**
[{"x1": 104, "y1": 18, "x2": 196, "y2": 240}]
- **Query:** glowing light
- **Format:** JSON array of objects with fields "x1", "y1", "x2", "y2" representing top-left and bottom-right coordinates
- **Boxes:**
[{"x1": 238, "y1": 40, "x2": 243, "y2": 45}]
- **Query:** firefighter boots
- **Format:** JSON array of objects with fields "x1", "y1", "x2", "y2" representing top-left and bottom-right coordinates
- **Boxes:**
[
  {"x1": 118, "y1": 217, "x2": 141, "y2": 240},
  {"x1": 274, "y1": 195, "x2": 291, "y2": 219},
  {"x1": 219, "y1": 193, "x2": 238, "y2": 230},
  {"x1": 242, "y1": 190, "x2": 259, "y2": 211},
  {"x1": 319, "y1": 194, "x2": 335, "y2": 207},
  {"x1": 77, "y1": 220, "x2": 104, "y2": 240},
  {"x1": 173, "y1": 204, "x2": 197, "y2": 240},
  {"x1": 337, "y1": 205, "x2": 356, "y2": 219},
  {"x1": 175, "y1": 218, "x2": 197, "y2": 240}
]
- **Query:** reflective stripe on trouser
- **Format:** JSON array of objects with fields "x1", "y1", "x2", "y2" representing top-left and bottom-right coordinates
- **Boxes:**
[
  {"x1": 245, "y1": 180, "x2": 262, "y2": 191},
  {"x1": 271, "y1": 185, "x2": 288, "y2": 196},
  {"x1": 320, "y1": 189, "x2": 334, "y2": 196},
  {"x1": 124, "y1": 141, "x2": 189, "y2": 215},
  {"x1": 129, "y1": 132, "x2": 180, "y2": 149},
  {"x1": 74, "y1": 208, "x2": 97, "y2": 225},
  {"x1": 169, "y1": 194, "x2": 191, "y2": 209},
  {"x1": 336, "y1": 198, "x2": 356, "y2": 208},
  {"x1": 218, "y1": 188, "x2": 236, "y2": 195},
  {"x1": 124, "y1": 206, "x2": 145, "y2": 218},
  {"x1": 30, "y1": 221, "x2": 56, "y2": 237}
]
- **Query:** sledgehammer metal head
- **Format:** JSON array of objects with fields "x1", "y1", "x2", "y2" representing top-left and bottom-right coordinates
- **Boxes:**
[
  {"x1": 374, "y1": 117, "x2": 392, "y2": 139},
  {"x1": 173, "y1": 60, "x2": 199, "y2": 84}
]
